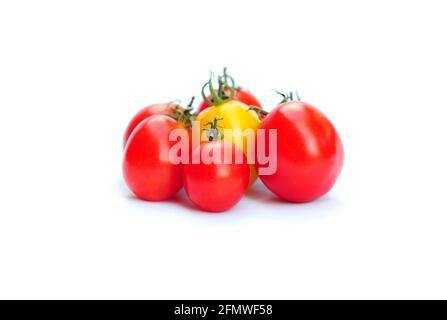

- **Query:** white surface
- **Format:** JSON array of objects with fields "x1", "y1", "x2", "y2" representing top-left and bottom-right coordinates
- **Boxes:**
[{"x1": 0, "y1": 0, "x2": 446, "y2": 299}]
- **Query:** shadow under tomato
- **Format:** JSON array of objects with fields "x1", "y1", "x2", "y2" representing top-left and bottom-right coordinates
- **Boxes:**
[
  {"x1": 244, "y1": 181, "x2": 342, "y2": 218},
  {"x1": 172, "y1": 190, "x2": 246, "y2": 217},
  {"x1": 119, "y1": 178, "x2": 341, "y2": 219},
  {"x1": 119, "y1": 180, "x2": 234, "y2": 215}
]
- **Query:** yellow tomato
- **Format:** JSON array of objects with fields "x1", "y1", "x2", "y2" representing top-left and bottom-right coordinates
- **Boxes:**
[{"x1": 196, "y1": 100, "x2": 260, "y2": 185}]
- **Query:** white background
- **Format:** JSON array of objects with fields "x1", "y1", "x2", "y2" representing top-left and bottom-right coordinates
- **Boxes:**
[{"x1": 1, "y1": 0, "x2": 446, "y2": 299}]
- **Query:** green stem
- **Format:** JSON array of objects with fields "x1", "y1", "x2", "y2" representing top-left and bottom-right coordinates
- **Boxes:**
[
  {"x1": 248, "y1": 106, "x2": 269, "y2": 120},
  {"x1": 167, "y1": 96, "x2": 197, "y2": 130},
  {"x1": 187, "y1": 96, "x2": 195, "y2": 109},
  {"x1": 208, "y1": 77, "x2": 223, "y2": 105},
  {"x1": 272, "y1": 89, "x2": 301, "y2": 104},
  {"x1": 202, "y1": 116, "x2": 224, "y2": 141},
  {"x1": 201, "y1": 81, "x2": 213, "y2": 105}
]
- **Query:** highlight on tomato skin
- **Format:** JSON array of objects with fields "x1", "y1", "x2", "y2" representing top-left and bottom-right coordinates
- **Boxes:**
[
  {"x1": 183, "y1": 141, "x2": 250, "y2": 213},
  {"x1": 197, "y1": 76, "x2": 261, "y2": 186},
  {"x1": 256, "y1": 96, "x2": 344, "y2": 203},
  {"x1": 120, "y1": 71, "x2": 345, "y2": 212},
  {"x1": 123, "y1": 115, "x2": 186, "y2": 201},
  {"x1": 123, "y1": 102, "x2": 182, "y2": 149},
  {"x1": 196, "y1": 100, "x2": 260, "y2": 186}
]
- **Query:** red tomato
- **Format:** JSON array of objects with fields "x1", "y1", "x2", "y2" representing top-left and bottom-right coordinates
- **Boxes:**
[
  {"x1": 256, "y1": 101, "x2": 344, "y2": 202},
  {"x1": 123, "y1": 115, "x2": 185, "y2": 201},
  {"x1": 123, "y1": 102, "x2": 181, "y2": 148},
  {"x1": 198, "y1": 88, "x2": 262, "y2": 113},
  {"x1": 183, "y1": 142, "x2": 250, "y2": 212}
]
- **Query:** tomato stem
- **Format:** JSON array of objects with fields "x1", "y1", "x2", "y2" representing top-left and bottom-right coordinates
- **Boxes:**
[
  {"x1": 201, "y1": 81, "x2": 213, "y2": 105},
  {"x1": 208, "y1": 75, "x2": 224, "y2": 106},
  {"x1": 166, "y1": 96, "x2": 197, "y2": 130},
  {"x1": 201, "y1": 68, "x2": 239, "y2": 107},
  {"x1": 202, "y1": 116, "x2": 224, "y2": 141},
  {"x1": 248, "y1": 106, "x2": 268, "y2": 118},
  {"x1": 166, "y1": 99, "x2": 182, "y2": 109},
  {"x1": 223, "y1": 67, "x2": 236, "y2": 90},
  {"x1": 273, "y1": 89, "x2": 301, "y2": 104},
  {"x1": 187, "y1": 96, "x2": 195, "y2": 109}
]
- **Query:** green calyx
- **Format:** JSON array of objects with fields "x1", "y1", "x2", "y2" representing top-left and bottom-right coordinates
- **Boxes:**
[
  {"x1": 248, "y1": 106, "x2": 269, "y2": 120},
  {"x1": 202, "y1": 116, "x2": 224, "y2": 141},
  {"x1": 166, "y1": 96, "x2": 197, "y2": 130},
  {"x1": 273, "y1": 89, "x2": 301, "y2": 105},
  {"x1": 201, "y1": 68, "x2": 237, "y2": 107},
  {"x1": 222, "y1": 67, "x2": 237, "y2": 91}
]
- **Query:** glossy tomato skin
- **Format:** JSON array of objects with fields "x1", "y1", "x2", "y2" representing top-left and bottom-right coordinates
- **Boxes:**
[
  {"x1": 183, "y1": 142, "x2": 250, "y2": 212},
  {"x1": 196, "y1": 100, "x2": 260, "y2": 185},
  {"x1": 198, "y1": 88, "x2": 262, "y2": 113},
  {"x1": 257, "y1": 101, "x2": 344, "y2": 202},
  {"x1": 123, "y1": 115, "x2": 185, "y2": 201},
  {"x1": 123, "y1": 103, "x2": 181, "y2": 148}
]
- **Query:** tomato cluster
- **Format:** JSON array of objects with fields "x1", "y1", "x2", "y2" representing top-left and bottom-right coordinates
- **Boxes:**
[{"x1": 122, "y1": 69, "x2": 344, "y2": 212}]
